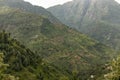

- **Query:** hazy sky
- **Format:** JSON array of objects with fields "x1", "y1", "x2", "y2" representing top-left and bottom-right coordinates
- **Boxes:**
[
  {"x1": 24, "y1": 0, "x2": 73, "y2": 8},
  {"x1": 24, "y1": 0, "x2": 120, "y2": 8},
  {"x1": 115, "y1": 0, "x2": 120, "y2": 3}
]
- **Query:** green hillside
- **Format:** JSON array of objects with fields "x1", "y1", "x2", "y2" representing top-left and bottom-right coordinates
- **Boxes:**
[
  {"x1": 0, "y1": 5, "x2": 115, "y2": 79},
  {"x1": 0, "y1": 0, "x2": 61, "y2": 24},
  {"x1": 0, "y1": 31, "x2": 73, "y2": 80}
]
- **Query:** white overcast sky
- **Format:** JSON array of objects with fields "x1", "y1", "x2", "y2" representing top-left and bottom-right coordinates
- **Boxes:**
[
  {"x1": 24, "y1": 0, "x2": 120, "y2": 8},
  {"x1": 24, "y1": 0, "x2": 73, "y2": 8}
]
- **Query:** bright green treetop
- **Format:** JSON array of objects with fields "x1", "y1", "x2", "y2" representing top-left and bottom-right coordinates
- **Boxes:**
[{"x1": 104, "y1": 56, "x2": 120, "y2": 80}]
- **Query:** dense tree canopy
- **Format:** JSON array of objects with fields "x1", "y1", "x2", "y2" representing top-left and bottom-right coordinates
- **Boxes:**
[{"x1": 0, "y1": 53, "x2": 19, "y2": 80}]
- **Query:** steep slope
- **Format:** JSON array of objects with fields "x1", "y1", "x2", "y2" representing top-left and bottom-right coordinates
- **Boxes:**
[
  {"x1": 48, "y1": 0, "x2": 120, "y2": 49},
  {"x1": 0, "y1": 6, "x2": 115, "y2": 79},
  {"x1": 0, "y1": 31, "x2": 72, "y2": 80},
  {"x1": 0, "y1": 0, "x2": 61, "y2": 24}
]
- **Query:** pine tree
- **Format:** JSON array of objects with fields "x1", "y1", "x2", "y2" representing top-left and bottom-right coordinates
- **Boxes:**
[{"x1": 0, "y1": 53, "x2": 19, "y2": 80}]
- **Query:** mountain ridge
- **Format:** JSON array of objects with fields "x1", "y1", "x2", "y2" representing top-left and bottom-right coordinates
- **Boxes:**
[
  {"x1": 0, "y1": 0, "x2": 62, "y2": 24},
  {"x1": 48, "y1": 0, "x2": 120, "y2": 49},
  {"x1": 0, "y1": 5, "x2": 114, "y2": 80},
  {"x1": 0, "y1": 0, "x2": 117, "y2": 79}
]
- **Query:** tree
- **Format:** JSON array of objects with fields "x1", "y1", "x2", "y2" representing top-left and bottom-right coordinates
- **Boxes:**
[
  {"x1": 104, "y1": 56, "x2": 120, "y2": 80},
  {"x1": 0, "y1": 53, "x2": 19, "y2": 80}
]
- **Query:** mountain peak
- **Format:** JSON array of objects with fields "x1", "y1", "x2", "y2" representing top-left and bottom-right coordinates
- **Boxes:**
[{"x1": 48, "y1": 0, "x2": 120, "y2": 49}]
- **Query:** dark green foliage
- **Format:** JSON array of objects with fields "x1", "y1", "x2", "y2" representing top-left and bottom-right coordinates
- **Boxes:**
[
  {"x1": 0, "y1": 31, "x2": 72, "y2": 80},
  {"x1": 0, "y1": 31, "x2": 38, "y2": 71},
  {"x1": 0, "y1": 53, "x2": 19, "y2": 80}
]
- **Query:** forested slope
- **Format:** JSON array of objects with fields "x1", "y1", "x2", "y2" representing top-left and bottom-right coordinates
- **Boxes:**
[{"x1": 0, "y1": 6, "x2": 115, "y2": 79}]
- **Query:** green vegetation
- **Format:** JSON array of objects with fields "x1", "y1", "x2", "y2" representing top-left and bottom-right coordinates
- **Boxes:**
[
  {"x1": 48, "y1": 0, "x2": 120, "y2": 50},
  {"x1": 0, "y1": 0, "x2": 60, "y2": 24},
  {"x1": 0, "y1": 0, "x2": 119, "y2": 79},
  {"x1": 0, "y1": 31, "x2": 73, "y2": 80},
  {"x1": 0, "y1": 53, "x2": 19, "y2": 80},
  {"x1": 0, "y1": 6, "x2": 115, "y2": 79},
  {"x1": 105, "y1": 56, "x2": 120, "y2": 80}
]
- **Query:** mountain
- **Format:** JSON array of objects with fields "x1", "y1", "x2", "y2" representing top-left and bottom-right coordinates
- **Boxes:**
[
  {"x1": 0, "y1": 31, "x2": 72, "y2": 80},
  {"x1": 0, "y1": 0, "x2": 61, "y2": 24},
  {"x1": 0, "y1": 0, "x2": 116, "y2": 79},
  {"x1": 0, "y1": 5, "x2": 115, "y2": 79},
  {"x1": 48, "y1": 0, "x2": 120, "y2": 49}
]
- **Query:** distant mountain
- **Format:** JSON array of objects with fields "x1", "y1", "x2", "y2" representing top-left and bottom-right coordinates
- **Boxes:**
[
  {"x1": 0, "y1": 0, "x2": 61, "y2": 24},
  {"x1": 48, "y1": 0, "x2": 120, "y2": 49},
  {"x1": 0, "y1": 5, "x2": 115, "y2": 79}
]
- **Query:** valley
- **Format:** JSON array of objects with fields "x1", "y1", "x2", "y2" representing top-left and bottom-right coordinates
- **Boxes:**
[{"x1": 0, "y1": 0, "x2": 120, "y2": 80}]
